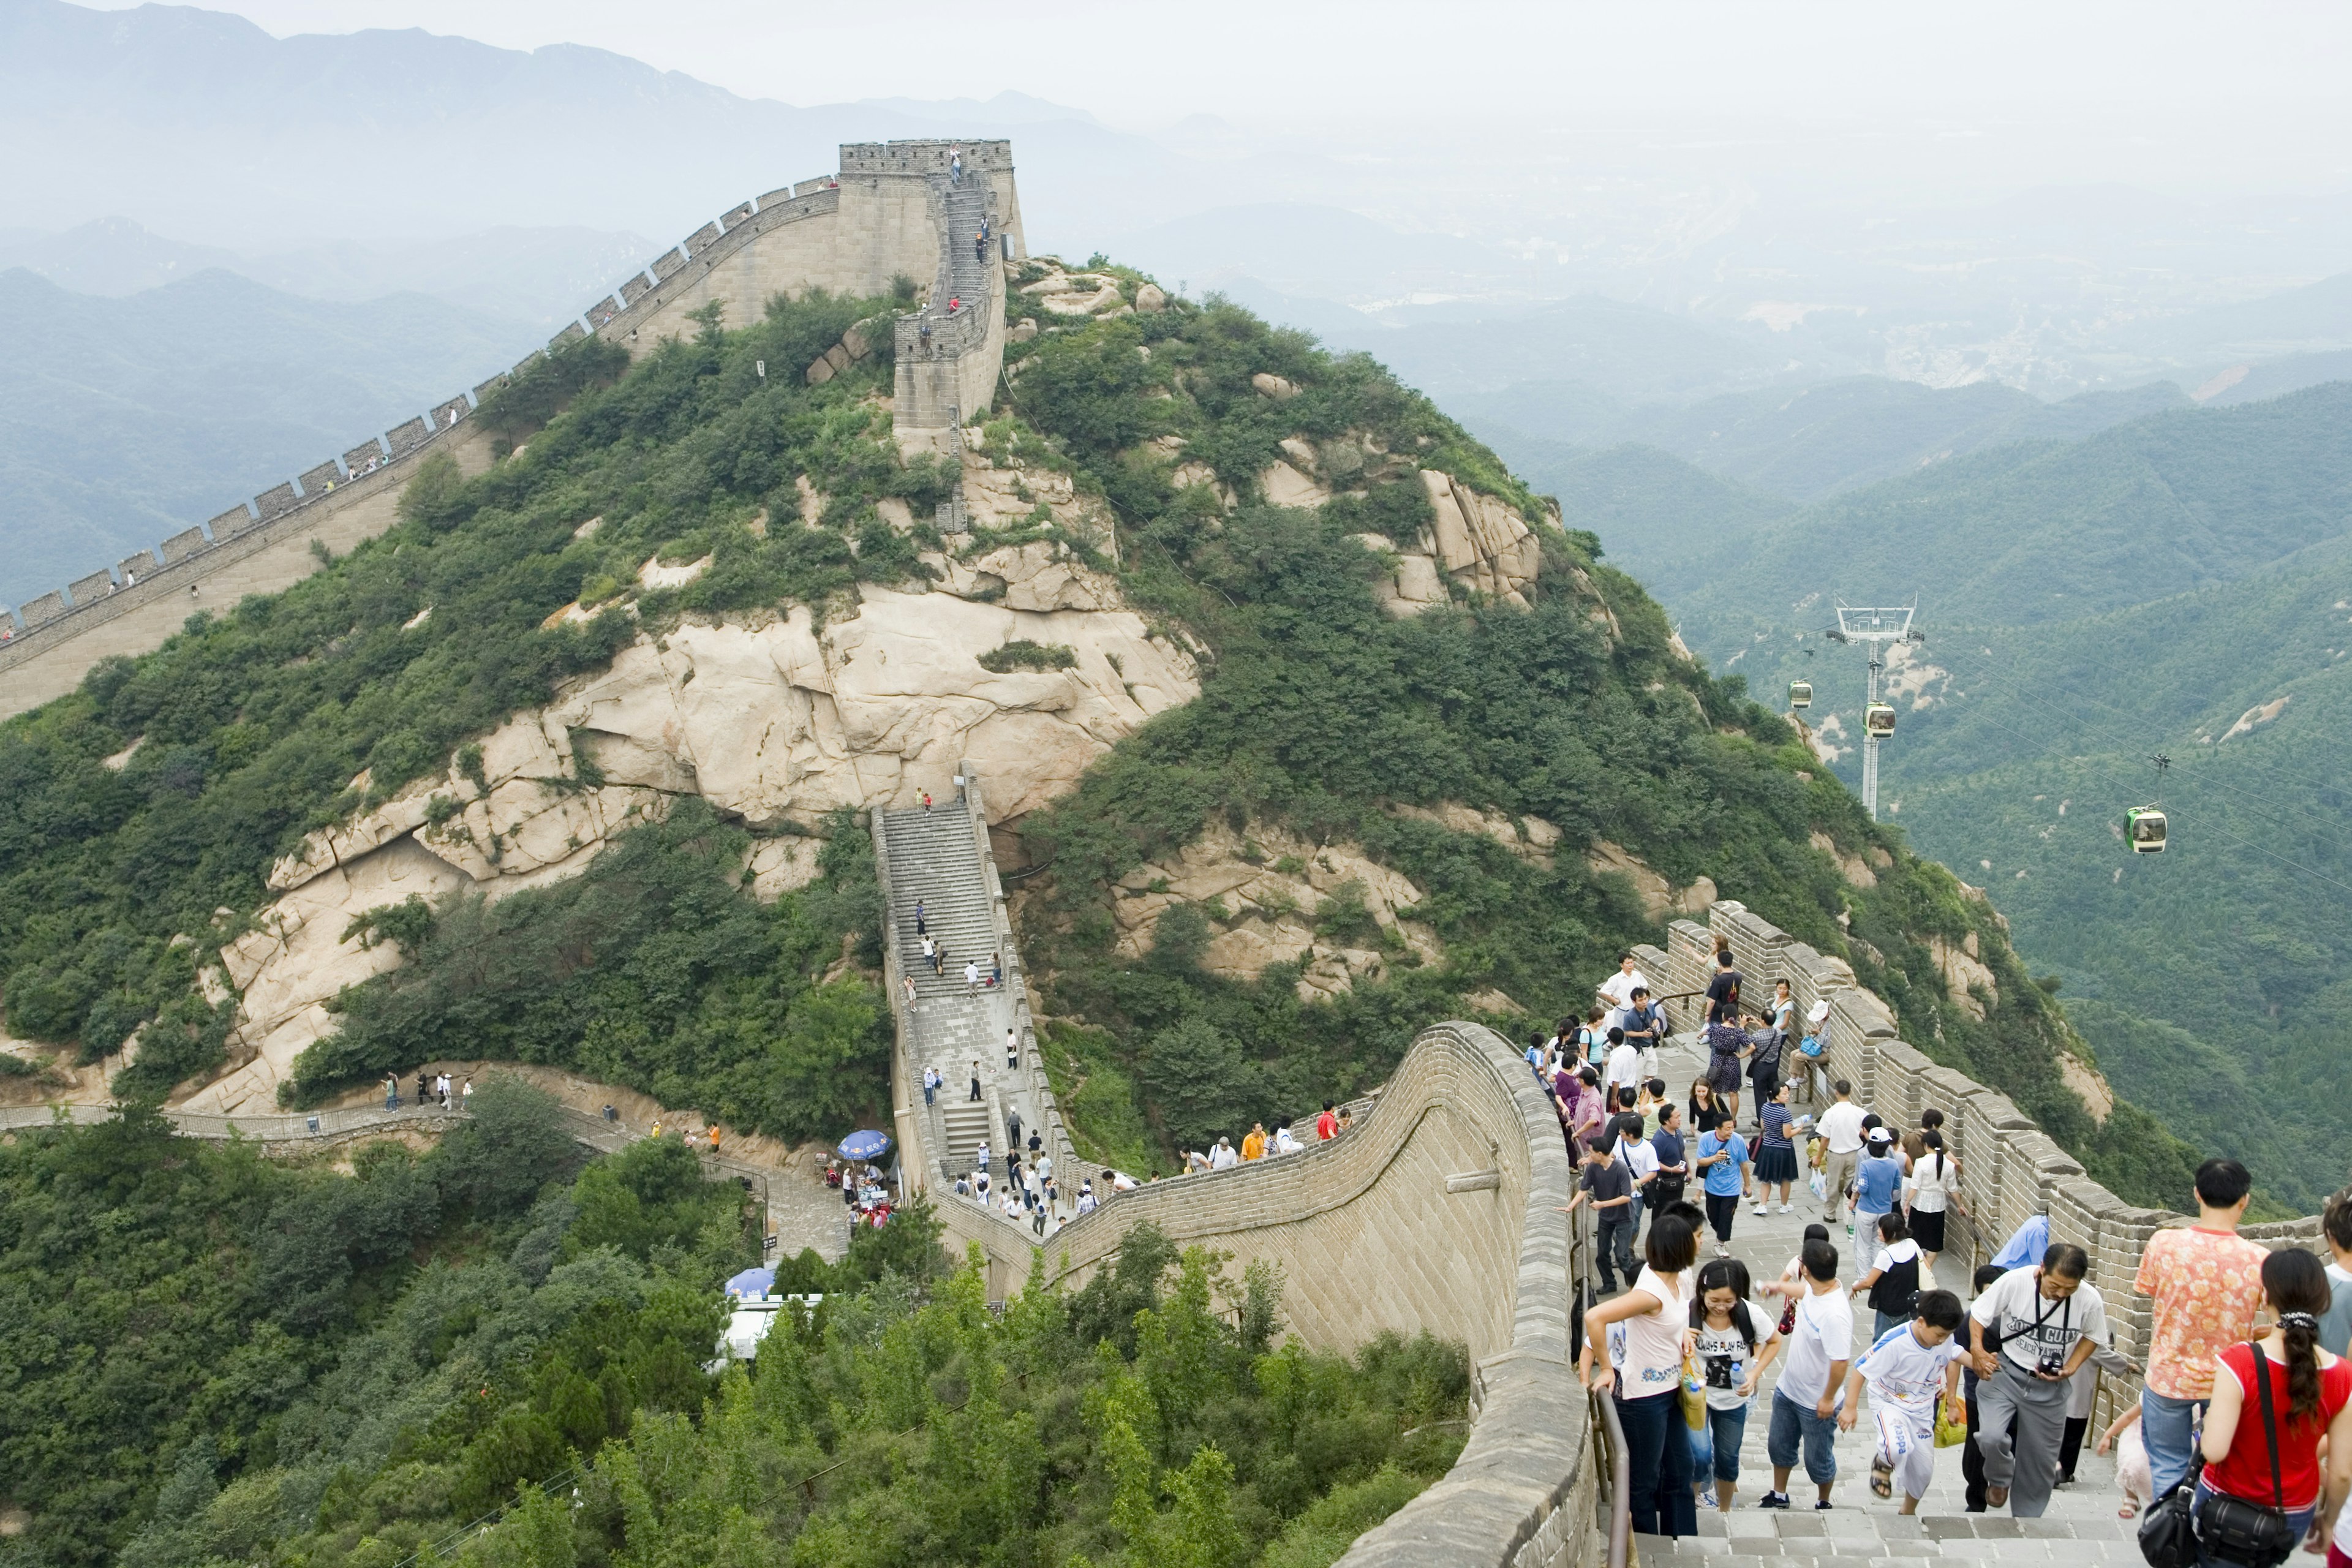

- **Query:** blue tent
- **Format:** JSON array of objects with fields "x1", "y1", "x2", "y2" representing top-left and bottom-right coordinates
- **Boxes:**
[
  {"x1": 837, "y1": 1129, "x2": 892, "y2": 1161},
  {"x1": 725, "y1": 1266, "x2": 777, "y2": 1299}
]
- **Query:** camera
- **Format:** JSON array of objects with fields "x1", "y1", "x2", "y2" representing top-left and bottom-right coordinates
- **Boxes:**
[{"x1": 2036, "y1": 1353, "x2": 2066, "y2": 1378}]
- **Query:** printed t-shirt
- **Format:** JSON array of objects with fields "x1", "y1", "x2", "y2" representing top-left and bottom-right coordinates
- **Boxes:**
[
  {"x1": 1694, "y1": 1300, "x2": 1779, "y2": 1409},
  {"x1": 1970, "y1": 1267, "x2": 2110, "y2": 1374},
  {"x1": 1777, "y1": 1283, "x2": 1856, "y2": 1408},
  {"x1": 2202, "y1": 1341, "x2": 2352, "y2": 1510},
  {"x1": 2132, "y1": 1225, "x2": 2269, "y2": 1400},
  {"x1": 1856, "y1": 1320, "x2": 1967, "y2": 1433}
]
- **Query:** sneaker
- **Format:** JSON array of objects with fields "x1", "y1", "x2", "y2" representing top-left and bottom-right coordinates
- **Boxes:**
[
  {"x1": 1779, "y1": 1204, "x2": 1793, "y2": 1213},
  {"x1": 1758, "y1": 1491, "x2": 1790, "y2": 1510},
  {"x1": 1751, "y1": 1202, "x2": 1767, "y2": 1215},
  {"x1": 1815, "y1": 1499, "x2": 1834, "y2": 1510}
]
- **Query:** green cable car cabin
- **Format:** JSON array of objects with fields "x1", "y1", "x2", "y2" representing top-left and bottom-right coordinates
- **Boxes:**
[
  {"x1": 1790, "y1": 680, "x2": 1812, "y2": 709},
  {"x1": 2127, "y1": 807, "x2": 2168, "y2": 853},
  {"x1": 1864, "y1": 702, "x2": 1896, "y2": 738}
]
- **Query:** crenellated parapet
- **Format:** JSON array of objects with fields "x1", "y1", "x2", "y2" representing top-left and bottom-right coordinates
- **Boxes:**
[{"x1": 1, "y1": 141, "x2": 1026, "y2": 721}]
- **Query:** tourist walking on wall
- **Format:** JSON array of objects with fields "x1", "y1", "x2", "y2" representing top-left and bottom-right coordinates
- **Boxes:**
[
  {"x1": 1583, "y1": 1134, "x2": 1638, "y2": 1293},
  {"x1": 2133, "y1": 1156, "x2": 2269, "y2": 1499},
  {"x1": 1907, "y1": 1129, "x2": 1957, "y2": 1279},
  {"x1": 1316, "y1": 1102, "x2": 1339, "y2": 1140},
  {"x1": 969, "y1": 1060, "x2": 982, "y2": 1101},
  {"x1": 1759, "y1": 1237, "x2": 1852, "y2": 1510},
  {"x1": 1850, "y1": 1130, "x2": 1906, "y2": 1254},
  {"x1": 1839, "y1": 1290, "x2": 1968, "y2": 1516},
  {"x1": 1243, "y1": 1122, "x2": 1267, "y2": 1161},
  {"x1": 1969, "y1": 1243, "x2": 2110, "y2": 1517},
  {"x1": 1580, "y1": 1213, "x2": 1700, "y2": 1537},
  {"x1": 1005, "y1": 1025, "x2": 1018, "y2": 1069},
  {"x1": 1818, "y1": 1080, "x2": 1866, "y2": 1225},
  {"x1": 1686, "y1": 1257, "x2": 1781, "y2": 1513},
  {"x1": 1696, "y1": 1114, "x2": 1751, "y2": 1256},
  {"x1": 1705, "y1": 941, "x2": 1743, "y2": 1025},
  {"x1": 1854, "y1": 1211, "x2": 1924, "y2": 1341},
  {"x1": 1703, "y1": 1022, "x2": 1746, "y2": 1125},
  {"x1": 914, "y1": 898, "x2": 926, "y2": 935},
  {"x1": 2196, "y1": 1247, "x2": 2352, "y2": 1567},
  {"x1": 1649, "y1": 1102, "x2": 1689, "y2": 1213},
  {"x1": 1621, "y1": 987, "x2": 1664, "y2": 1079},
  {"x1": 1754, "y1": 1082, "x2": 1799, "y2": 1213},
  {"x1": 1599, "y1": 952, "x2": 1649, "y2": 1017},
  {"x1": 384, "y1": 1072, "x2": 399, "y2": 1110},
  {"x1": 2320, "y1": 1189, "x2": 2352, "y2": 1357}
]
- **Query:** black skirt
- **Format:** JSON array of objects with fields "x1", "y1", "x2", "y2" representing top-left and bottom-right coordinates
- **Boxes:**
[
  {"x1": 1910, "y1": 1208, "x2": 1947, "y2": 1253},
  {"x1": 1755, "y1": 1143, "x2": 1800, "y2": 1185}
]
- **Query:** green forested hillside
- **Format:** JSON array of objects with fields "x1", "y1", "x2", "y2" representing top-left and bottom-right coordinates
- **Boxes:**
[
  {"x1": 0, "y1": 266, "x2": 2202, "y2": 1564},
  {"x1": 1639, "y1": 382, "x2": 2352, "y2": 1209}
]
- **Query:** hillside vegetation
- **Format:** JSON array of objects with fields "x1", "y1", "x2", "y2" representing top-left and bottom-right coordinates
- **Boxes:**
[
  {"x1": 1630, "y1": 380, "x2": 2352, "y2": 1208},
  {"x1": 0, "y1": 261, "x2": 2214, "y2": 1562}
]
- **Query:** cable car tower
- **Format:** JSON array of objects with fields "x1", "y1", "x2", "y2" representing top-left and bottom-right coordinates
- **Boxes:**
[{"x1": 1822, "y1": 600, "x2": 1923, "y2": 822}]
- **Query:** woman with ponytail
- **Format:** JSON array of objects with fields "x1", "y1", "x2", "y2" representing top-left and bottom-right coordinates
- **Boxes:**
[{"x1": 2196, "y1": 1248, "x2": 2352, "y2": 1567}]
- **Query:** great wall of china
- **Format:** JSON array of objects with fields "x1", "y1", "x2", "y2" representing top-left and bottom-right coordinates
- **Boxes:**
[
  {"x1": 7, "y1": 134, "x2": 2331, "y2": 1564},
  {"x1": 0, "y1": 139, "x2": 1024, "y2": 722}
]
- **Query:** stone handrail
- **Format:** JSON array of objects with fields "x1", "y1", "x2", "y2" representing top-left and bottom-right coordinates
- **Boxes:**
[
  {"x1": 1640, "y1": 897, "x2": 2323, "y2": 1433},
  {"x1": 1022, "y1": 1020, "x2": 1599, "y2": 1568}
]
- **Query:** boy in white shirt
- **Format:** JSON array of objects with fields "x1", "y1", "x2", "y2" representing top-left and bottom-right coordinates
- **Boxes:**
[{"x1": 1840, "y1": 1290, "x2": 1968, "y2": 1513}]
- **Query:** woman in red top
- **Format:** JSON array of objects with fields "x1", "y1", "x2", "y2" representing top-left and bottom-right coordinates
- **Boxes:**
[{"x1": 2197, "y1": 1248, "x2": 2352, "y2": 1566}]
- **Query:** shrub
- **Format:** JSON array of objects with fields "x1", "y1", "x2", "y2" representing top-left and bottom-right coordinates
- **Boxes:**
[{"x1": 976, "y1": 639, "x2": 1078, "y2": 673}]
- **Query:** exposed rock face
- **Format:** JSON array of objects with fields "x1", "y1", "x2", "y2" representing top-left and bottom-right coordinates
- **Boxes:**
[
  {"x1": 1354, "y1": 470, "x2": 1545, "y2": 614},
  {"x1": 1134, "y1": 283, "x2": 1167, "y2": 313},
  {"x1": 209, "y1": 537, "x2": 1198, "y2": 1115},
  {"x1": 1926, "y1": 932, "x2": 1999, "y2": 1020},
  {"x1": 1251, "y1": 372, "x2": 1300, "y2": 401},
  {"x1": 1390, "y1": 802, "x2": 1561, "y2": 865},
  {"x1": 1104, "y1": 821, "x2": 1440, "y2": 1001},
  {"x1": 1584, "y1": 839, "x2": 1717, "y2": 924},
  {"x1": 1811, "y1": 831, "x2": 1878, "y2": 889}
]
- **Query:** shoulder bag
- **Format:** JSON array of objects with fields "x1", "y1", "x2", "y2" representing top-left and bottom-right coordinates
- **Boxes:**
[{"x1": 2171, "y1": 1346, "x2": 2299, "y2": 1568}]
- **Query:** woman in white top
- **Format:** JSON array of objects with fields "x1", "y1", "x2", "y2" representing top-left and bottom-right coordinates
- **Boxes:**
[
  {"x1": 1905, "y1": 1128, "x2": 1959, "y2": 1280},
  {"x1": 1580, "y1": 1212, "x2": 1701, "y2": 1538}
]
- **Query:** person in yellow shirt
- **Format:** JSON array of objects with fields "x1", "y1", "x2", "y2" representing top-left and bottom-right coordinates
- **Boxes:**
[{"x1": 1242, "y1": 1123, "x2": 1267, "y2": 1161}]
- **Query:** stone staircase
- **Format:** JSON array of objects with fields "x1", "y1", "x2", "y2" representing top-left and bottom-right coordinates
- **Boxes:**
[
  {"x1": 881, "y1": 798, "x2": 1010, "y2": 1177},
  {"x1": 938, "y1": 177, "x2": 993, "y2": 309}
]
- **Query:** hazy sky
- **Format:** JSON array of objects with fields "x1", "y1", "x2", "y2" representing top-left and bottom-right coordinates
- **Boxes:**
[{"x1": 78, "y1": 0, "x2": 2352, "y2": 191}]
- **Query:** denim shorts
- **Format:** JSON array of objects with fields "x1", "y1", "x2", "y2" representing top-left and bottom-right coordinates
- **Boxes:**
[{"x1": 1768, "y1": 1389, "x2": 1838, "y2": 1485}]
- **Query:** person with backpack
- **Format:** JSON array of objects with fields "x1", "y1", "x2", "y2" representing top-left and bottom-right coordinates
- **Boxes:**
[
  {"x1": 1705, "y1": 941, "x2": 1743, "y2": 1025},
  {"x1": 1744, "y1": 1009, "x2": 1785, "y2": 1121},
  {"x1": 1854, "y1": 1210, "x2": 1924, "y2": 1341},
  {"x1": 2193, "y1": 1248, "x2": 2352, "y2": 1568},
  {"x1": 1685, "y1": 1257, "x2": 1782, "y2": 1513}
]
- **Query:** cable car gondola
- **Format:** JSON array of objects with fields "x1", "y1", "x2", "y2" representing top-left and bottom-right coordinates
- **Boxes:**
[
  {"x1": 1864, "y1": 702, "x2": 1896, "y2": 738},
  {"x1": 2127, "y1": 807, "x2": 2168, "y2": 853},
  {"x1": 1790, "y1": 680, "x2": 1812, "y2": 710}
]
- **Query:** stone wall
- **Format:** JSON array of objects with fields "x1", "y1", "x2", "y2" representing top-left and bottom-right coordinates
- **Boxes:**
[
  {"x1": 1643, "y1": 899, "x2": 2324, "y2": 1431},
  {"x1": 1, "y1": 140, "x2": 1028, "y2": 720}
]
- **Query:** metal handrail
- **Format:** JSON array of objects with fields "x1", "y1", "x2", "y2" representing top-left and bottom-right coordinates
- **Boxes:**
[{"x1": 1596, "y1": 1384, "x2": 1632, "y2": 1568}]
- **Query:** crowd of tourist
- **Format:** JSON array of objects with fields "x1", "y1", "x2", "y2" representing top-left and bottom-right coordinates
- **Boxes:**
[{"x1": 1559, "y1": 946, "x2": 2352, "y2": 1566}]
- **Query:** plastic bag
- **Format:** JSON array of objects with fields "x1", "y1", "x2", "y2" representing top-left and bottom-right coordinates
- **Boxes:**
[
  {"x1": 1809, "y1": 1169, "x2": 1828, "y2": 1202},
  {"x1": 1934, "y1": 1395, "x2": 1967, "y2": 1449}
]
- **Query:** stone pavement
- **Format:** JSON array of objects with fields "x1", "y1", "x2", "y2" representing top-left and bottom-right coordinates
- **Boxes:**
[{"x1": 1618, "y1": 1031, "x2": 2135, "y2": 1562}]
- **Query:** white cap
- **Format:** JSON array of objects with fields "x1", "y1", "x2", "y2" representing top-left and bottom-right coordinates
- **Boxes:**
[{"x1": 1806, "y1": 999, "x2": 1831, "y2": 1025}]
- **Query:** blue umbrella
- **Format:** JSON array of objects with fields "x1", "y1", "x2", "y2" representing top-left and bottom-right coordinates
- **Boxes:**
[
  {"x1": 837, "y1": 1129, "x2": 892, "y2": 1161},
  {"x1": 725, "y1": 1266, "x2": 777, "y2": 1298}
]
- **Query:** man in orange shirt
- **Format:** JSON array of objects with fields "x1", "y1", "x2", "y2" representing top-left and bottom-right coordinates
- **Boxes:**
[
  {"x1": 2132, "y1": 1158, "x2": 2267, "y2": 1498},
  {"x1": 1315, "y1": 1101, "x2": 1338, "y2": 1141},
  {"x1": 1241, "y1": 1123, "x2": 1267, "y2": 1161}
]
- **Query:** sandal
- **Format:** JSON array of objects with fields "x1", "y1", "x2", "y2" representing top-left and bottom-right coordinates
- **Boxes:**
[
  {"x1": 2119, "y1": 1504, "x2": 2140, "y2": 1520},
  {"x1": 1871, "y1": 1460, "x2": 1893, "y2": 1499}
]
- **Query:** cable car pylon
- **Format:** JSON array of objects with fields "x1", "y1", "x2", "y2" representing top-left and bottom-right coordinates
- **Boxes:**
[{"x1": 1823, "y1": 599, "x2": 1922, "y2": 822}]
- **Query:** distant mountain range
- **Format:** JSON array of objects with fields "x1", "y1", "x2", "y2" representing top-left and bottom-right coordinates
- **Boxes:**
[{"x1": 0, "y1": 266, "x2": 537, "y2": 603}]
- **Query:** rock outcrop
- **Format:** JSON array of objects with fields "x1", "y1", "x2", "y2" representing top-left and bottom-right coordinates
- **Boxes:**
[
  {"x1": 1584, "y1": 840, "x2": 1717, "y2": 924},
  {"x1": 1101, "y1": 821, "x2": 1441, "y2": 1001},
  {"x1": 1356, "y1": 470, "x2": 1548, "y2": 614},
  {"x1": 197, "y1": 541, "x2": 1199, "y2": 1115}
]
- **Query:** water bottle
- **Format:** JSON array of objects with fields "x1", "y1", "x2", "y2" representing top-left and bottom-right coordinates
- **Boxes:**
[{"x1": 1732, "y1": 1355, "x2": 1746, "y2": 1392}]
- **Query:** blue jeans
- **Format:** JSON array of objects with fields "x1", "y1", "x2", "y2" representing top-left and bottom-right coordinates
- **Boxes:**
[
  {"x1": 1687, "y1": 1402, "x2": 1749, "y2": 1485},
  {"x1": 2143, "y1": 1390, "x2": 2206, "y2": 1499},
  {"x1": 2193, "y1": 1479, "x2": 2313, "y2": 1568},
  {"x1": 1768, "y1": 1389, "x2": 1839, "y2": 1487},
  {"x1": 1615, "y1": 1387, "x2": 1698, "y2": 1537}
]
